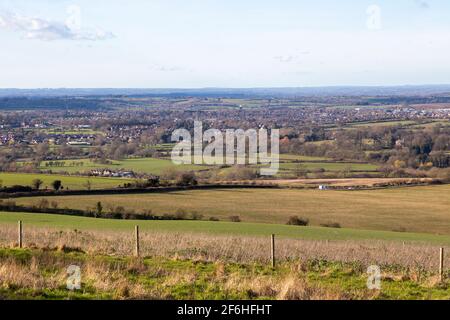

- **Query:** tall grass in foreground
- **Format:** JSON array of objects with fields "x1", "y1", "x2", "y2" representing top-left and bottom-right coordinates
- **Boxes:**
[
  {"x1": 0, "y1": 225, "x2": 448, "y2": 272},
  {"x1": 0, "y1": 248, "x2": 357, "y2": 300}
]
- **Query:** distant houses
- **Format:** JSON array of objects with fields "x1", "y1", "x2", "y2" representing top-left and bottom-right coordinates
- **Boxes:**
[
  {"x1": 67, "y1": 141, "x2": 91, "y2": 146},
  {"x1": 90, "y1": 169, "x2": 135, "y2": 178}
]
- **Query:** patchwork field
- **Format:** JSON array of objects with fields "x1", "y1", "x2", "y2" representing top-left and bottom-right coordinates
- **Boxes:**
[
  {"x1": 21, "y1": 154, "x2": 382, "y2": 179},
  {"x1": 10, "y1": 185, "x2": 450, "y2": 235}
]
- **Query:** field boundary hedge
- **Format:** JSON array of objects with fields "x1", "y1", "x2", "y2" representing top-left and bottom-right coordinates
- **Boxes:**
[
  {"x1": 0, "y1": 203, "x2": 209, "y2": 221},
  {"x1": 0, "y1": 184, "x2": 280, "y2": 199}
]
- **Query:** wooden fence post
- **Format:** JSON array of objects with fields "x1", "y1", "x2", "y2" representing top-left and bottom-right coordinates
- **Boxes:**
[
  {"x1": 135, "y1": 225, "x2": 140, "y2": 257},
  {"x1": 439, "y1": 247, "x2": 444, "y2": 282},
  {"x1": 271, "y1": 234, "x2": 275, "y2": 268},
  {"x1": 18, "y1": 221, "x2": 23, "y2": 248}
]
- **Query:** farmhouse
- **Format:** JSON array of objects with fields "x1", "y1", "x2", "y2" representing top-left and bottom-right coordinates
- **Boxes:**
[{"x1": 90, "y1": 169, "x2": 135, "y2": 178}]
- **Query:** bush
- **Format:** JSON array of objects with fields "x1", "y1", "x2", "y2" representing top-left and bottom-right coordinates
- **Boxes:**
[
  {"x1": 229, "y1": 216, "x2": 241, "y2": 222},
  {"x1": 141, "y1": 209, "x2": 154, "y2": 219},
  {"x1": 146, "y1": 177, "x2": 160, "y2": 187},
  {"x1": 0, "y1": 200, "x2": 16, "y2": 209},
  {"x1": 176, "y1": 172, "x2": 198, "y2": 186},
  {"x1": 162, "y1": 213, "x2": 175, "y2": 220},
  {"x1": 287, "y1": 216, "x2": 309, "y2": 226},
  {"x1": 392, "y1": 227, "x2": 407, "y2": 233},
  {"x1": 122, "y1": 211, "x2": 138, "y2": 220},
  {"x1": 209, "y1": 217, "x2": 220, "y2": 221},
  {"x1": 320, "y1": 222, "x2": 341, "y2": 228},
  {"x1": 32, "y1": 179, "x2": 44, "y2": 190},
  {"x1": 191, "y1": 212, "x2": 204, "y2": 220},
  {"x1": 51, "y1": 180, "x2": 63, "y2": 191},
  {"x1": 175, "y1": 209, "x2": 188, "y2": 220},
  {"x1": 114, "y1": 206, "x2": 126, "y2": 215},
  {"x1": 37, "y1": 199, "x2": 49, "y2": 210},
  {"x1": 1, "y1": 185, "x2": 33, "y2": 193},
  {"x1": 226, "y1": 166, "x2": 258, "y2": 180}
]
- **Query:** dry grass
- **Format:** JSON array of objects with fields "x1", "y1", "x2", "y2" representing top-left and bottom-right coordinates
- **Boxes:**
[
  {"x1": 0, "y1": 225, "x2": 448, "y2": 272},
  {"x1": 1, "y1": 226, "x2": 449, "y2": 300},
  {"x1": 0, "y1": 251, "x2": 149, "y2": 299},
  {"x1": 264, "y1": 178, "x2": 434, "y2": 187},
  {"x1": 222, "y1": 273, "x2": 351, "y2": 300},
  {"x1": 0, "y1": 248, "x2": 357, "y2": 300}
]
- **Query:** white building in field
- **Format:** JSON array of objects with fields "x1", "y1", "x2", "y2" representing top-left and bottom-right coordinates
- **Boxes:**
[{"x1": 67, "y1": 141, "x2": 91, "y2": 146}]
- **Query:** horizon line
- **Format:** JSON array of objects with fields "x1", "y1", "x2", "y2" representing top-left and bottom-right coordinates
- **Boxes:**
[{"x1": 2, "y1": 84, "x2": 450, "y2": 90}]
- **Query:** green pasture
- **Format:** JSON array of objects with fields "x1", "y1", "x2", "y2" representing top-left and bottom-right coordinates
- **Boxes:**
[
  {"x1": 0, "y1": 173, "x2": 133, "y2": 190},
  {"x1": 1, "y1": 211, "x2": 449, "y2": 245},
  {"x1": 36, "y1": 157, "x2": 209, "y2": 175}
]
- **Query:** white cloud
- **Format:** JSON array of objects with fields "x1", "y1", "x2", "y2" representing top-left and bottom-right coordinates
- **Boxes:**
[{"x1": 0, "y1": 12, "x2": 114, "y2": 41}]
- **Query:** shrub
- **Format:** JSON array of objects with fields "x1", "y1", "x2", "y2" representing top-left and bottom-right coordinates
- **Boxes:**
[
  {"x1": 191, "y1": 212, "x2": 204, "y2": 220},
  {"x1": 229, "y1": 216, "x2": 241, "y2": 222},
  {"x1": 51, "y1": 201, "x2": 59, "y2": 209},
  {"x1": 122, "y1": 211, "x2": 138, "y2": 220},
  {"x1": 114, "y1": 206, "x2": 126, "y2": 215},
  {"x1": 96, "y1": 202, "x2": 103, "y2": 217},
  {"x1": 176, "y1": 172, "x2": 198, "y2": 186},
  {"x1": 320, "y1": 222, "x2": 341, "y2": 228},
  {"x1": 0, "y1": 200, "x2": 16, "y2": 209},
  {"x1": 287, "y1": 216, "x2": 309, "y2": 226},
  {"x1": 32, "y1": 179, "x2": 44, "y2": 190},
  {"x1": 37, "y1": 199, "x2": 50, "y2": 210},
  {"x1": 175, "y1": 209, "x2": 188, "y2": 220},
  {"x1": 1, "y1": 185, "x2": 33, "y2": 193},
  {"x1": 226, "y1": 166, "x2": 258, "y2": 180},
  {"x1": 209, "y1": 217, "x2": 220, "y2": 222},
  {"x1": 146, "y1": 177, "x2": 160, "y2": 187},
  {"x1": 141, "y1": 209, "x2": 154, "y2": 219},
  {"x1": 51, "y1": 180, "x2": 62, "y2": 191}
]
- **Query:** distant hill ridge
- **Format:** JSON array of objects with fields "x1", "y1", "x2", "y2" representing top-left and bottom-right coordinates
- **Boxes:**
[{"x1": 2, "y1": 85, "x2": 450, "y2": 98}]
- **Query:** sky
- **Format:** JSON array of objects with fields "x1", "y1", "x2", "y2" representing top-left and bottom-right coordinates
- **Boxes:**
[{"x1": 1, "y1": 0, "x2": 450, "y2": 88}]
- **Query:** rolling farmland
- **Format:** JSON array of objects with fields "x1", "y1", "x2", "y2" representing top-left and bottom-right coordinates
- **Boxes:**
[
  {"x1": 1, "y1": 211, "x2": 450, "y2": 244},
  {"x1": 10, "y1": 185, "x2": 450, "y2": 235}
]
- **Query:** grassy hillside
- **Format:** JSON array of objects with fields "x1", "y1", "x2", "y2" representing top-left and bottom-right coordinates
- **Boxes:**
[
  {"x1": 12, "y1": 185, "x2": 450, "y2": 235},
  {"x1": 1, "y1": 211, "x2": 450, "y2": 244}
]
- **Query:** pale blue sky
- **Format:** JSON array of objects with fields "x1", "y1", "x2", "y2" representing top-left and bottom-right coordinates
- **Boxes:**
[{"x1": 1, "y1": 0, "x2": 450, "y2": 88}]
